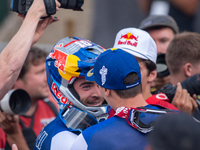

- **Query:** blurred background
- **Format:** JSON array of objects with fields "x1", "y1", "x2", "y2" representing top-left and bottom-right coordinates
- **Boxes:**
[{"x1": 1, "y1": 0, "x2": 200, "y2": 52}]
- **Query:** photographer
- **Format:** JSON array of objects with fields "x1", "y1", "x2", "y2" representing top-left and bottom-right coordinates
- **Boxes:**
[
  {"x1": 0, "y1": 47, "x2": 59, "y2": 150},
  {"x1": 166, "y1": 31, "x2": 200, "y2": 120},
  {"x1": 0, "y1": 0, "x2": 60, "y2": 100},
  {"x1": 0, "y1": 0, "x2": 60, "y2": 149}
]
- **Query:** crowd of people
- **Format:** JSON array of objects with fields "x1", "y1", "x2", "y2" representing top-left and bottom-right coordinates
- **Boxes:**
[{"x1": 0, "y1": 0, "x2": 200, "y2": 150}]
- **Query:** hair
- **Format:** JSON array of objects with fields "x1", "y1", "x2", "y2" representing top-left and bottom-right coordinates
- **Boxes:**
[
  {"x1": 114, "y1": 72, "x2": 142, "y2": 98},
  {"x1": 143, "y1": 59, "x2": 156, "y2": 76},
  {"x1": 18, "y1": 46, "x2": 48, "y2": 80},
  {"x1": 135, "y1": 56, "x2": 156, "y2": 76},
  {"x1": 166, "y1": 32, "x2": 200, "y2": 75}
]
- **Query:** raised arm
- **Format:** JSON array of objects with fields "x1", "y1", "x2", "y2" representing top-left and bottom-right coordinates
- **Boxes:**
[{"x1": 0, "y1": 0, "x2": 60, "y2": 99}]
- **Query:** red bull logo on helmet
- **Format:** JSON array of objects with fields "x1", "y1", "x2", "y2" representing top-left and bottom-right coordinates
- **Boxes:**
[
  {"x1": 51, "y1": 82, "x2": 71, "y2": 104},
  {"x1": 49, "y1": 43, "x2": 81, "y2": 81},
  {"x1": 118, "y1": 32, "x2": 138, "y2": 47},
  {"x1": 49, "y1": 43, "x2": 67, "y2": 73}
]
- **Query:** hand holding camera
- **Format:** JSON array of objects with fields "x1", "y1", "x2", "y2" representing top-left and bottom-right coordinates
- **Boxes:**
[
  {"x1": 171, "y1": 83, "x2": 197, "y2": 115},
  {"x1": 160, "y1": 74, "x2": 200, "y2": 102},
  {"x1": 159, "y1": 74, "x2": 200, "y2": 115},
  {"x1": 0, "y1": 89, "x2": 31, "y2": 137},
  {"x1": 0, "y1": 111, "x2": 20, "y2": 134}
]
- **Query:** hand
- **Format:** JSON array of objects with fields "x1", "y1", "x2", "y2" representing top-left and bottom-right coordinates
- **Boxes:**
[
  {"x1": 171, "y1": 82, "x2": 197, "y2": 115},
  {"x1": 12, "y1": 144, "x2": 18, "y2": 150},
  {"x1": 18, "y1": 14, "x2": 60, "y2": 46},
  {"x1": 29, "y1": 0, "x2": 61, "y2": 17},
  {"x1": 32, "y1": 16, "x2": 60, "y2": 45},
  {"x1": 0, "y1": 111, "x2": 20, "y2": 135}
]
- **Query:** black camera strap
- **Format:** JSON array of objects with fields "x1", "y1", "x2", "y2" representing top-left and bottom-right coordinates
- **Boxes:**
[{"x1": 43, "y1": 0, "x2": 56, "y2": 16}]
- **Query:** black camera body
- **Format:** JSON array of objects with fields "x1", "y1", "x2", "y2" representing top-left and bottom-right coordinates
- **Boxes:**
[
  {"x1": 10, "y1": 0, "x2": 84, "y2": 16},
  {"x1": 159, "y1": 74, "x2": 200, "y2": 102}
]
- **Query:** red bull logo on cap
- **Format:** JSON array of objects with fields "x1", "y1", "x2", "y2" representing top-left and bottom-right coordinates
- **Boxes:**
[{"x1": 118, "y1": 32, "x2": 138, "y2": 47}]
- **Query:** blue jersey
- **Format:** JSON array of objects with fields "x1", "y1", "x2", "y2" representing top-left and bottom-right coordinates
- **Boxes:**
[
  {"x1": 70, "y1": 105, "x2": 161, "y2": 150},
  {"x1": 34, "y1": 112, "x2": 78, "y2": 150}
]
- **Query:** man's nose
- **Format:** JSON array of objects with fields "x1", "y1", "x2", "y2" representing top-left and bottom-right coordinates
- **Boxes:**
[{"x1": 92, "y1": 84, "x2": 101, "y2": 97}]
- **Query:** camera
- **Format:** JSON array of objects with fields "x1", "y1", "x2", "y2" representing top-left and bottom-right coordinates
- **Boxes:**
[
  {"x1": 10, "y1": 0, "x2": 84, "y2": 16},
  {"x1": 0, "y1": 89, "x2": 31, "y2": 115},
  {"x1": 159, "y1": 74, "x2": 200, "y2": 102},
  {"x1": 156, "y1": 53, "x2": 170, "y2": 77}
]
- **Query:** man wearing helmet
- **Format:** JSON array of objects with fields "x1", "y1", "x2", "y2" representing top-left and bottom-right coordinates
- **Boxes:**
[
  {"x1": 73, "y1": 78, "x2": 104, "y2": 107},
  {"x1": 34, "y1": 36, "x2": 108, "y2": 150}
]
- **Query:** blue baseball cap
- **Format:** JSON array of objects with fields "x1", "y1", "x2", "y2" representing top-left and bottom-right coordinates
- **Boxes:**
[{"x1": 85, "y1": 48, "x2": 141, "y2": 90}]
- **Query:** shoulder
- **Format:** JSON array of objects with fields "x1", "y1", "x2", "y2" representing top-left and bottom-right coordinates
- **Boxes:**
[
  {"x1": 71, "y1": 116, "x2": 147, "y2": 150},
  {"x1": 83, "y1": 117, "x2": 119, "y2": 133},
  {"x1": 34, "y1": 116, "x2": 77, "y2": 150},
  {"x1": 80, "y1": 117, "x2": 125, "y2": 143},
  {"x1": 51, "y1": 131, "x2": 77, "y2": 150},
  {"x1": 70, "y1": 133, "x2": 87, "y2": 150},
  {"x1": 145, "y1": 104, "x2": 161, "y2": 109},
  {"x1": 36, "y1": 99, "x2": 58, "y2": 116}
]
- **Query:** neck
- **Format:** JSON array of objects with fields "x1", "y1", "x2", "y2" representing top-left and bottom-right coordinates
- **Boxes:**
[
  {"x1": 24, "y1": 99, "x2": 37, "y2": 116},
  {"x1": 142, "y1": 82, "x2": 152, "y2": 100},
  {"x1": 142, "y1": 89, "x2": 152, "y2": 100},
  {"x1": 113, "y1": 94, "x2": 148, "y2": 111},
  {"x1": 170, "y1": 73, "x2": 188, "y2": 85}
]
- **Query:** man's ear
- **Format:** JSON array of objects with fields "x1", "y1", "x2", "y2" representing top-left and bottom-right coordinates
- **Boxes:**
[
  {"x1": 148, "y1": 69, "x2": 157, "y2": 83},
  {"x1": 13, "y1": 79, "x2": 24, "y2": 89},
  {"x1": 183, "y1": 63, "x2": 192, "y2": 77},
  {"x1": 104, "y1": 88, "x2": 111, "y2": 97}
]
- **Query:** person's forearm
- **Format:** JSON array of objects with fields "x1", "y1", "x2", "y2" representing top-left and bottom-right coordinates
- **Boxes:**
[
  {"x1": 0, "y1": 6, "x2": 43, "y2": 99},
  {"x1": 7, "y1": 130, "x2": 29, "y2": 150}
]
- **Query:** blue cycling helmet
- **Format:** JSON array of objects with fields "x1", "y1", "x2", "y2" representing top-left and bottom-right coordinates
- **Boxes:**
[{"x1": 46, "y1": 36, "x2": 108, "y2": 121}]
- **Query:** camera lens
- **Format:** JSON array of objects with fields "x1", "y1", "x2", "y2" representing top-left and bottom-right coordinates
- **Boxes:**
[
  {"x1": 0, "y1": 89, "x2": 31, "y2": 115},
  {"x1": 10, "y1": 92, "x2": 23, "y2": 114},
  {"x1": 59, "y1": 0, "x2": 84, "y2": 10}
]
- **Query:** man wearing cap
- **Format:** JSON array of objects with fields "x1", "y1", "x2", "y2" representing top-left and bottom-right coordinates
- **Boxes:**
[
  {"x1": 139, "y1": 15, "x2": 179, "y2": 55},
  {"x1": 70, "y1": 49, "x2": 175, "y2": 150},
  {"x1": 139, "y1": 15, "x2": 179, "y2": 91},
  {"x1": 112, "y1": 27, "x2": 196, "y2": 116}
]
